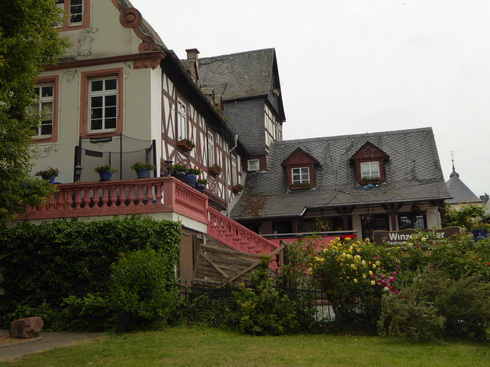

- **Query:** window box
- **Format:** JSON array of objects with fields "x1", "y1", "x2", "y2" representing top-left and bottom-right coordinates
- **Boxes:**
[
  {"x1": 289, "y1": 182, "x2": 312, "y2": 190},
  {"x1": 177, "y1": 139, "x2": 195, "y2": 152},
  {"x1": 359, "y1": 177, "x2": 383, "y2": 185},
  {"x1": 232, "y1": 184, "x2": 243, "y2": 194},
  {"x1": 209, "y1": 164, "x2": 222, "y2": 176}
]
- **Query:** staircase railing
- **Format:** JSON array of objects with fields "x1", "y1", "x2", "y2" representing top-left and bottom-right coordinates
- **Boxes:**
[{"x1": 207, "y1": 207, "x2": 280, "y2": 268}]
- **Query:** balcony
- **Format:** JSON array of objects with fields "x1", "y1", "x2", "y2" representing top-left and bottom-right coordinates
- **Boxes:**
[
  {"x1": 17, "y1": 177, "x2": 208, "y2": 224},
  {"x1": 16, "y1": 177, "x2": 279, "y2": 264}
]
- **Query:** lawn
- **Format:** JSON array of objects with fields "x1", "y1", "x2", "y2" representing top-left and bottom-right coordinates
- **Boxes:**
[{"x1": 0, "y1": 327, "x2": 488, "y2": 367}]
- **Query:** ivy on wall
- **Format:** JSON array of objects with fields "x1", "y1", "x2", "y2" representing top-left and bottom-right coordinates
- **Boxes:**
[{"x1": 0, "y1": 216, "x2": 181, "y2": 330}]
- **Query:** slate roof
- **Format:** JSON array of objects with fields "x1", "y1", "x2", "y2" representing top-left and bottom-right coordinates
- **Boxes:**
[
  {"x1": 445, "y1": 169, "x2": 481, "y2": 204},
  {"x1": 230, "y1": 127, "x2": 452, "y2": 220},
  {"x1": 198, "y1": 49, "x2": 277, "y2": 101}
]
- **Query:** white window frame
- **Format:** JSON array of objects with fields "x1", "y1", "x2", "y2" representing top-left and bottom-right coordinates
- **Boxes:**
[
  {"x1": 31, "y1": 84, "x2": 54, "y2": 138},
  {"x1": 360, "y1": 161, "x2": 380, "y2": 179},
  {"x1": 291, "y1": 167, "x2": 310, "y2": 184},
  {"x1": 232, "y1": 156, "x2": 238, "y2": 186},
  {"x1": 56, "y1": 0, "x2": 84, "y2": 26},
  {"x1": 89, "y1": 77, "x2": 118, "y2": 133},
  {"x1": 248, "y1": 159, "x2": 259, "y2": 171},
  {"x1": 207, "y1": 132, "x2": 215, "y2": 165},
  {"x1": 177, "y1": 100, "x2": 187, "y2": 140}
]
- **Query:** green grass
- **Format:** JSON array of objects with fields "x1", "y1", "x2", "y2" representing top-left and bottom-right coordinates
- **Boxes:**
[{"x1": 1, "y1": 327, "x2": 488, "y2": 367}]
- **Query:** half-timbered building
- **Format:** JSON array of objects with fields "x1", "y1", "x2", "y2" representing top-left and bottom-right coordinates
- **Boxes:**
[{"x1": 20, "y1": 0, "x2": 286, "y2": 285}]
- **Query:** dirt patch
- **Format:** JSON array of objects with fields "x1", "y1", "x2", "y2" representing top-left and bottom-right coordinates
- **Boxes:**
[{"x1": 0, "y1": 331, "x2": 27, "y2": 346}]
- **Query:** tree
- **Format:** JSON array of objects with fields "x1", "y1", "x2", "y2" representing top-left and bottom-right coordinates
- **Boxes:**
[
  {"x1": 441, "y1": 203, "x2": 488, "y2": 230},
  {"x1": 0, "y1": 0, "x2": 68, "y2": 221}
]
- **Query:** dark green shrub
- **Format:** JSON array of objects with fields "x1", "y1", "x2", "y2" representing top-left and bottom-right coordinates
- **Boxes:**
[
  {"x1": 60, "y1": 294, "x2": 112, "y2": 331},
  {"x1": 0, "y1": 216, "x2": 181, "y2": 330},
  {"x1": 109, "y1": 248, "x2": 181, "y2": 331},
  {"x1": 228, "y1": 257, "x2": 314, "y2": 335},
  {"x1": 379, "y1": 268, "x2": 490, "y2": 342}
]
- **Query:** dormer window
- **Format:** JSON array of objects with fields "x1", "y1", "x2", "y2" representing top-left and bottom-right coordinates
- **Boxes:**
[
  {"x1": 361, "y1": 161, "x2": 380, "y2": 180},
  {"x1": 350, "y1": 142, "x2": 389, "y2": 184},
  {"x1": 282, "y1": 148, "x2": 319, "y2": 190},
  {"x1": 292, "y1": 167, "x2": 310, "y2": 185}
]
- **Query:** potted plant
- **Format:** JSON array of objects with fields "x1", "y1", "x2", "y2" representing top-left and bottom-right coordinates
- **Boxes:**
[
  {"x1": 94, "y1": 164, "x2": 117, "y2": 181},
  {"x1": 289, "y1": 182, "x2": 311, "y2": 190},
  {"x1": 131, "y1": 162, "x2": 155, "y2": 179},
  {"x1": 471, "y1": 223, "x2": 489, "y2": 242},
  {"x1": 232, "y1": 184, "x2": 244, "y2": 194},
  {"x1": 171, "y1": 164, "x2": 187, "y2": 181},
  {"x1": 177, "y1": 138, "x2": 195, "y2": 152},
  {"x1": 195, "y1": 178, "x2": 207, "y2": 192},
  {"x1": 184, "y1": 167, "x2": 201, "y2": 187},
  {"x1": 35, "y1": 167, "x2": 60, "y2": 183},
  {"x1": 209, "y1": 163, "x2": 222, "y2": 176}
]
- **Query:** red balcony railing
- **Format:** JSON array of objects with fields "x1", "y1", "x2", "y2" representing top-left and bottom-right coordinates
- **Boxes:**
[
  {"x1": 17, "y1": 177, "x2": 280, "y2": 266},
  {"x1": 17, "y1": 177, "x2": 208, "y2": 224}
]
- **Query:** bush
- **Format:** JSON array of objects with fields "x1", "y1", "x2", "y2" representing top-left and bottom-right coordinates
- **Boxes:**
[
  {"x1": 109, "y1": 248, "x2": 181, "y2": 331},
  {"x1": 379, "y1": 268, "x2": 490, "y2": 342},
  {"x1": 228, "y1": 257, "x2": 314, "y2": 335},
  {"x1": 0, "y1": 216, "x2": 181, "y2": 330}
]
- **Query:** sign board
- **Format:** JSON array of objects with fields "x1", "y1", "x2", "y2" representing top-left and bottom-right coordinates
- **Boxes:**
[
  {"x1": 373, "y1": 227, "x2": 462, "y2": 246},
  {"x1": 90, "y1": 137, "x2": 112, "y2": 143}
]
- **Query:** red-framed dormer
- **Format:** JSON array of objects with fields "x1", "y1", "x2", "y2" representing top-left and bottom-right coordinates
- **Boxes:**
[
  {"x1": 350, "y1": 141, "x2": 389, "y2": 185},
  {"x1": 281, "y1": 148, "x2": 320, "y2": 189}
]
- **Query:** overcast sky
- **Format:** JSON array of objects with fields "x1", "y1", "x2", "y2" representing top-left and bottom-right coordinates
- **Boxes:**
[{"x1": 131, "y1": 0, "x2": 490, "y2": 198}]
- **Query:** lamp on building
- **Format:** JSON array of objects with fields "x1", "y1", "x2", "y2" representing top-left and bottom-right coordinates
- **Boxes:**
[
  {"x1": 74, "y1": 165, "x2": 83, "y2": 183},
  {"x1": 165, "y1": 160, "x2": 173, "y2": 176}
]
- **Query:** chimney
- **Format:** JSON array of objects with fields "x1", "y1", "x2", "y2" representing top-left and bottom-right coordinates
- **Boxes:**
[{"x1": 185, "y1": 48, "x2": 200, "y2": 61}]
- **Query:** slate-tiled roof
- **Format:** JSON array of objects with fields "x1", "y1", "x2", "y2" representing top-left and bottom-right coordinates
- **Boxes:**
[
  {"x1": 198, "y1": 49, "x2": 276, "y2": 101},
  {"x1": 445, "y1": 169, "x2": 481, "y2": 204},
  {"x1": 231, "y1": 127, "x2": 452, "y2": 220}
]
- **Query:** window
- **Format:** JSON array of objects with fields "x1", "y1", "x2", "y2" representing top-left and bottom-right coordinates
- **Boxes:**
[
  {"x1": 177, "y1": 100, "x2": 187, "y2": 140},
  {"x1": 248, "y1": 159, "x2": 259, "y2": 171},
  {"x1": 31, "y1": 85, "x2": 54, "y2": 137},
  {"x1": 207, "y1": 132, "x2": 215, "y2": 165},
  {"x1": 360, "y1": 161, "x2": 380, "y2": 179},
  {"x1": 232, "y1": 156, "x2": 238, "y2": 186},
  {"x1": 80, "y1": 69, "x2": 123, "y2": 137},
  {"x1": 399, "y1": 214, "x2": 426, "y2": 230},
  {"x1": 291, "y1": 167, "x2": 310, "y2": 184},
  {"x1": 89, "y1": 77, "x2": 118, "y2": 132},
  {"x1": 350, "y1": 142, "x2": 389, "y2": 184},
  {"x1": 30, "y1": 77, "x2": 59, "y2": 143},
  {"x1": 56, "y1": 0, "x2": 89, "y2": 29}
]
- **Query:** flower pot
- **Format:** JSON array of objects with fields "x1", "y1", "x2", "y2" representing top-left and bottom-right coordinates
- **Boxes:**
[
  {"x1": 472, "y1": 229, "x2": 488, "y2": 242},
  {"x1": 99, "y1": 171, "x2": 113, "y2": 181},
  {"x1": 209, "y1": 166, "x2": 221, "y2": 176},
  {"x1": 136, "y1": 168, "x2": 150, "y2": 179},
  {"x1": 177, "y1": 140, "x2": 194, "y2": 152},
  {"x1": 172, "y1": 170, "x2": 186, "y2": 181},
  {"x1": 184, "y1": 173, "x2": 197, "y2": 187},
  {"x1": 40, "y1": 174, "x2": 56, "y2": 183},
  {"x1": 195, "y1": 183, "x2": 206, "y2": 192}
]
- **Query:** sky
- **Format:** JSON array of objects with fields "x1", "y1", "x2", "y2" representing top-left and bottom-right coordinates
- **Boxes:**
[{"x1": 131, "y1": 0, "x2": 490, "y2": 197}]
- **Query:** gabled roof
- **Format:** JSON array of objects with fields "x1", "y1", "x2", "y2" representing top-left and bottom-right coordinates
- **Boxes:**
[
  {"x1": 199, "y1": 48, "x2": 277, "y2": 100},
  {"x1": 445, "y1": 168, "x2": 481, "y2": 204},
  {"x1": 281, "y1": 148, "x2": 320, "y2": 167},
  {"x1": 231, "y1": 127, "x2": 452, "y2": 220},
  {"x1": 350, "y1": 141, "x2": 389, "y2": 162}
]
